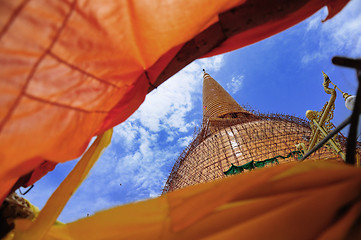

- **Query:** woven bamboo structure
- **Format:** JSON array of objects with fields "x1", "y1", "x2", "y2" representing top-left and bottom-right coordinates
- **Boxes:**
[{"x1": 163, "y1": 73, "x2": 343, "y2": 193}]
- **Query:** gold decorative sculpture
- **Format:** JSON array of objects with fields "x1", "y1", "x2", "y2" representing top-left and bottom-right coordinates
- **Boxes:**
[{"x1": 297, "y1": 72, "x2": 345, "y2": 161}]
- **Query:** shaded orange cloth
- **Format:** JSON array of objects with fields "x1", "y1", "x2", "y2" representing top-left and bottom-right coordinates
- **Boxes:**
[
  {"x1": 0, "y1": 0, "x2": 350, "y2": 201},
  {"x1": 10, "y1": 161, "x2": 361, "y2": 239}
]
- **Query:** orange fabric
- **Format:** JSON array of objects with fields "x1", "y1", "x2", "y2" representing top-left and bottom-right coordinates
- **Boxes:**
[
  {"x1": 204, "y1": 0, "x2": 350, "y2": 57},
  {"x1": 0, "y1": 0, "x2": 350, "y2": 202},
  {"x1": 10, "y1": 161, "x2": 361, "y2": 239},
  {"x1": 25, "y1": 161, "x2": 57, "y2": 187},
  {"x1": 0, "y1": 0, "x2": 242, "y2": 202}
]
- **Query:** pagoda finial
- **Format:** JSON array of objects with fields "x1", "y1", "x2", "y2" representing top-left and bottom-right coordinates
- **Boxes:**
[{"x1": 202, "y1": 73, "x2": 247, "y2": 121}]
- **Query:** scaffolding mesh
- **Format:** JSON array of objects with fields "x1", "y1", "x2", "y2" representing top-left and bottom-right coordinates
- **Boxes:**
[
  {"x1": 162, "y1": 110, "x2": 344, "y2": 193},
  {"x1": 162, "y1": 73, "x2": 346, "y2": 194}
]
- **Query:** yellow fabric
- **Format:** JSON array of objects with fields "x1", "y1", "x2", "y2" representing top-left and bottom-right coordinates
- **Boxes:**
[
  {"x1": 9, "y1": 161, "x2": 361, "y2": 239},
  {"x1": 10, "y1": 129, "x2": 112, "y2": 240}
]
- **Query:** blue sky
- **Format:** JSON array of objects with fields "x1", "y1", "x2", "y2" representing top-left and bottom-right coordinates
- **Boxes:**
[{"x1": 24, "y1": 1, "x2": 361, "y2": 223}]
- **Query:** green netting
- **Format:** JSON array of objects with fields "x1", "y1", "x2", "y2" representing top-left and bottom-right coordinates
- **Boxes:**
[{"x1": 224, "y1": 151, "x2": 304, "y2": 176}]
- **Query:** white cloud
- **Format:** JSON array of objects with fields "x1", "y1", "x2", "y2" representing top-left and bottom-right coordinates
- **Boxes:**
[
  {"x1": 226, "y1": 75, "x2": 244, "y2": 94},
  {"x1": 301, "y1": 52, "x2": 323, "y2": 65},
  {"x1": 113, "y1": 121, "x2": 139, "y2": 148},
  {"x1": 199, "y1": 55, "x2": 225, "y2": 72},
  {"x1": 177, "y1": 135, "x2": 193, "y2": 147},
  {"x1": 110, "y1": 54, "x2": 225, "y2": 195},
  {"x1": 302, "y1": 1, "x2": 361, "y2": 64},
  {"x1": 45, "y1": 54, "x2": 226, "y2": 222},
  {"x1": 306, "y1": 12, "x2": 323, "y2": 32},
  {"x1": 322, "y1": 1, "x2": 361, "y2": 56},
  {"x1": 23, "y1": 53, "x2": 225, "y2": 223},
  {"x1": 129, "y1": 54, "x2": 225, "y2": 134},
  {"x1": 166, "y1": 135, "x2": 174, "y2": 142}
]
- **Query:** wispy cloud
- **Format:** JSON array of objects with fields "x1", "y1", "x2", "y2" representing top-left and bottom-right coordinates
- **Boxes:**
[
  {"x1": 302, "y1": 1, "x2": 361, "y2": 65},
  {"x1": 301, "y1": 52, "x2": 324, "y2": 65},
  {"x1": 199, "y1": 55, "x2": 225, "y2": 72},
  {"x1": 226, "y1": 75, "x2": 244, "y2": 94},
  {"x1": 48, "y1": 55, "x2": 225, "y2": 222},
  {"x1": 177, "y1": 135, "x2": 193, "y2": 147},
  {"x1": 305, "y1": 10, "x2": 323, "y2": 32},
  {"x1": 113, "y1": 121, "x2": 139, "y2": 150},
  {"x1": 131, "y1": 56, "x2": 224, "y2": 133}
]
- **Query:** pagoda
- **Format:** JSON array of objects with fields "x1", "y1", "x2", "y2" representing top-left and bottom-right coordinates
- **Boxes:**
[{"x1": 163, "y1": 71, "x2": 342, "y2": 192}]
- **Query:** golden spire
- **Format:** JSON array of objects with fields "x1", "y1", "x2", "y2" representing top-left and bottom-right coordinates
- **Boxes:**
[{"x1": 202, "y1": 71, "x2": 247, "y2": 121}]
